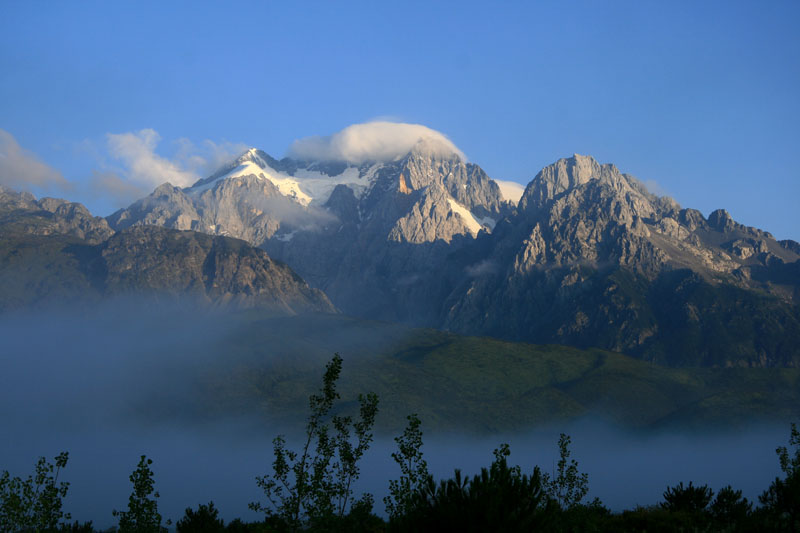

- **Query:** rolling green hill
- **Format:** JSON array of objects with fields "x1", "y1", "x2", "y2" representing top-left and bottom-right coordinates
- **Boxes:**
[{"x1": 181, "y1": 312, "x2": 800, "y2": 434}]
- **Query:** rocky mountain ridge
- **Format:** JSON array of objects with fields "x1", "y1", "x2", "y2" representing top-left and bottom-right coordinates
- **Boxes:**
[
  {"x1": 5, "y1": 143, "x2": 799, "y2": 367},
  {"x1": 108, "y1": 148, "x2": 800, "y2": 367},
  {"x1": 108, "y1": 145, "x2": 509, "y2": 246},
  {"x1": 107, "y1": 146, "x2": 511, "y2": 324},
  {"x1": 0, "y1": 185, "x2": 114, "y2": 243},
  {"x1": 441, "y1": 155, "x2": 800, "y2": 366},
  {"x1": 0, "y1": 187, "x2": 334, "y2": 314},
  {"x1": 509, "y1": 154, "x2": 797, "y2": 281}
]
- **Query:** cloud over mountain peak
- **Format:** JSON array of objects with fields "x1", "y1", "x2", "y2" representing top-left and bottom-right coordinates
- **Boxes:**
[{"x1": 288, "y1": 121, "x2": 465, "y2": 164}]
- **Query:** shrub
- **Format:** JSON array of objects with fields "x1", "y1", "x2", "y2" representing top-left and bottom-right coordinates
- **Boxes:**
[
  {"x1": 398, "y1": 444, "x2": 552, "y2": 532},
  {"x1": 661, "y1": 481, "x2": 713, "y2": 513},
  {"x1": 177, "y1": 501, "x2": 225, "y2": 532},
  {"x1": 709, "y1": 485, "x2": 751, "y2": 527}
]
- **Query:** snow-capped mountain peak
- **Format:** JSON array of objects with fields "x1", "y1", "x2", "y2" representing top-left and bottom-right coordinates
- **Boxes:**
[{"x1": 187, "y1": 148, "x2": 380, "y2": 207}]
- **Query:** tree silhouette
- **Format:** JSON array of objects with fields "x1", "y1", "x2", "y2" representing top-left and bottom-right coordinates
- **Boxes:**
[
  {"x1": 385, "y1": 413, "x2": 429, "y2": 520},
  {"x1": 0, "y1": 452, "x2": 71, "y2": 532},
  {"x1": 250, "y1": 353, "x2": 379, "y2": 531},
  {"x1": 113, "y1": 455, "x2": 167, "y2": 533},
  {"x1": 760, "y1": 422, "x2": 800, "y2": 531},
  {"x1": 543, "y1": 433, "x2": 589, "y2": 509}
]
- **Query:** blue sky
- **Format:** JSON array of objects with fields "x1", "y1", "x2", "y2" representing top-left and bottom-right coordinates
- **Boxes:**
[{"x1": 1, "y1": 0, "x2": 798, "y2": 239}]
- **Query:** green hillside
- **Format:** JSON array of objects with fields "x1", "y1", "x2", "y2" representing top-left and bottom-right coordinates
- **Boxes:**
[{"x1": 182, "y1": 312, "x2": 800, "y2": 434}]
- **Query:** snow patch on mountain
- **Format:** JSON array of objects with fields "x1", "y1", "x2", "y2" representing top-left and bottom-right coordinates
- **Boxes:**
[
  {"x1": 447, "y1": 198, "x2": 495, "y2": 236},
  {"x1": 292, "y1": 166, "x2": 369, "y2": 204},
  {"x1": 188, "y1": 150, "x2": 378, "y2": 206},
  {"x1": 288, "y1": 121, "x2": 465, "y2": 164},
  {"x1": 189, "y1": 159, "x2": 312, "y2": 205}
]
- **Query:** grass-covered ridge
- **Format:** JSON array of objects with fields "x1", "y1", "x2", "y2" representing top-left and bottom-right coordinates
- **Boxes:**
[{"x1": 189, "y1": 312, "x2": 800, "y2": 434}]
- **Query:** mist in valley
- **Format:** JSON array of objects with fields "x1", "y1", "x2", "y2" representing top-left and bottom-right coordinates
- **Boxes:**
[{"x1": 0, "y1": 302, "x2": 790, "y2": 527}]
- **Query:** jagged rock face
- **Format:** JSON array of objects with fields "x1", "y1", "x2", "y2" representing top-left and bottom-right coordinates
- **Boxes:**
[
  {"x1": 0, "y1": 186, "x2": 114, "y2": 243},
  {"x1": 515, "y1": 154, "x2": 678, "y2": 272},
  {"x1": 265, "y1": 149, "x2": 508, "y2": 323},
  {"x1": 505, "y1": 154, "x2": 798, "y2": 282},
  {"x1": 389, "y1": 186, "x2": 466, "y2": 244},
  {"x1": 0, "y1": 186, "x2": 38, "y2": 210},
  {"x1": 108, "y1": 150, "x2": 305, "y2": 244},
  {"x1": 107, "y1": 177, "x2": 286, "y2": 244},
  {"x1": 396, "y1": 144, "x2": 505, "y2": 216},
  {"x1": 442, "y1": 155, "x2": 800, "y2": 367},
  {"x1": 109, "y1": 147, "x2": 507, "y2": 247},
  {"x1": 108, "y1": 183, "x2": 201, "y2": 231},
  {"x1": 356, "y1": 150, "x2": 504, "y2": 244}
]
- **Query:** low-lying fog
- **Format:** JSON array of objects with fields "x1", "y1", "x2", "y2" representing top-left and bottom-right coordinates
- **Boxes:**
[{"x1": 0, "y1": 302, "x2": 789, "y2": 528}]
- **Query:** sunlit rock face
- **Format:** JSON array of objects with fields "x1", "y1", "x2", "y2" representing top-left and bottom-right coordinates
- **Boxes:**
[{"x1": 265, "y1": 146, "x2": 509, "y2": 326}]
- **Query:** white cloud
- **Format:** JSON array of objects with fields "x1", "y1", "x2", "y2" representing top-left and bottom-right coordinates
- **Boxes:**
[
  {"x1": 288, "y1": 121, "x2": 466, "y2": 164},
  {"x1": 0, "y1": 129, "x2": 73, "y2": 194},
  {"x1": 493, "y1": 179, "x2": 526, "y2": 204},
  {"x1": 99, "y1": 130, "x2": 247, "y2": 206},
  {"x1": 107, "y1": 129, "x2": 199, "y2": 189},
  {"x1": 245, "y1": 195, "x2": 338, "y2": 232},
  {"x1": 0, "y1": 129, "x2": 248, "y2": 210}
]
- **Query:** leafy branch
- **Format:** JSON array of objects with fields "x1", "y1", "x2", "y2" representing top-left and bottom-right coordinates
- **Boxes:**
[
  {"x1": 0, "y1": 452, "x2": 71, "y2": 533},
  {"x1": 250, "y1": 353, "x2": 379, "y2": 530}
]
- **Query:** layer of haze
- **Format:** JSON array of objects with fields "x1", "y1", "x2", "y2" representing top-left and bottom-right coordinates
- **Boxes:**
[
  {"x1": 0, "y1": 2, "x2": 797, "y2": 239},
  {"x1": 0, "y1": 302, "x2": 789, "y2": 528}
]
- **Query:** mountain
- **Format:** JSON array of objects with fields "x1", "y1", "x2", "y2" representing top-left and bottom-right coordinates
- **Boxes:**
[
  {"x1": 109, "y1": 145, "x2": 509, "y2": 245},
  {"x1": 108, "y1": 143, "x2": 511, "y2": 323},
  {"x1": 0, "y1": 187, "x2": 334, "y2": 314},
  {"x1": 109, "y1": 149, "x2": 800, "y2": 367},
  {"x1": 444, "y1": 155, "x2": 800, "y2": 367}
]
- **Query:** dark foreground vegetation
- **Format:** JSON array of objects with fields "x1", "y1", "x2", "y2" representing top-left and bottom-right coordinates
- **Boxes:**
[{"x1": 2, "y1": 355, "x2": 798, "y2": 532}]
